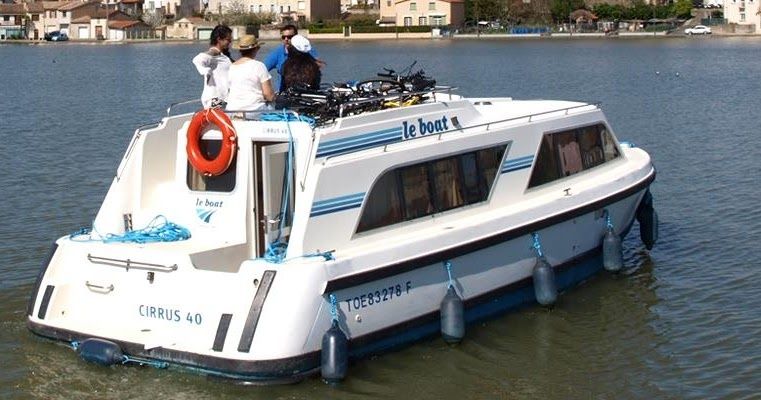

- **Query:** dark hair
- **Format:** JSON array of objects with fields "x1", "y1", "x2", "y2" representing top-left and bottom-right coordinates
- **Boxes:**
[
  {"x1": 281, "y1": 45, "x2": 321, "y2": 92},
  {"x1": 210, "y1": 25, "x2": 232, "y2": 46},
  {"x1": 280, "y1": 24, "x2": 298, "y2": 34}
]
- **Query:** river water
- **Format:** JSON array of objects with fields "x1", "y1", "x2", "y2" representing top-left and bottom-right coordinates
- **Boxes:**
[{"x1": 1, "y1": 38, "x2": 759, "y2": 399}]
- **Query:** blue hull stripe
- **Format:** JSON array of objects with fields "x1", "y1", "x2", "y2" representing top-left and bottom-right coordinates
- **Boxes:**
[
  {"x1": 310, "y1": 193, "x2": 365, "y2": 217},
  {"x1": 501, "y1": 155, "x2": 534, "y2": 173},
  {"x1": 317, "y1": 127, "x2": 403, "y2": 158}
]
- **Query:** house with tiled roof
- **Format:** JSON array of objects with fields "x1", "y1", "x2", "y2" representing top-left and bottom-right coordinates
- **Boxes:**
[
  {"x1": 379, "y1": 0, "x2": 463, "y2": 27},
  {"x1": 0, "y1": 3, "x2": 26, "y2": 39},
  {"x1": 70, "y1": 7, "x2": 150, "y2": 39},
  {"x1": 56, "y1": 0, "x2": 101, "y2": 35},
  {"x1": 26, "y1": 2, "x2": 45, "y2": 39},
  {"x1": 166, "y1": 16, "x2": 213, "y2": 39},
  {"x1": 41, "y1": 1, "x2": 67, "y2": 34}
]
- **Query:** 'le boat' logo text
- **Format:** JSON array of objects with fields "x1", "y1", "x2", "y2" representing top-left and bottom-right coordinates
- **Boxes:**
[
  {"x1": 402, "y1": 115, "x2": 450, "y2": 140},
  {"x1": 195, "y1": 198, "x2": 224, "y2": 223}
]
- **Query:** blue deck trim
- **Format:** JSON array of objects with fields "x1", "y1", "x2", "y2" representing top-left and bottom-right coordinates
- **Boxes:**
[
  {"x1": 316, "y1": 127, "x2": 403, "y2": 158},
  {"x1": 501, "y1": 155, "x2": 534, "y2": 174},
  {"x1": 310, "y1": 193, "x2": 365, "y2": 217}
]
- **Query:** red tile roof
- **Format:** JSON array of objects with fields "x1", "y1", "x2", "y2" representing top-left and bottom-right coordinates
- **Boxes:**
[
  {"x1": 0, "y1": 3, "x2": 25, "y2": 14},
  {"x1": 109, "y1": 19, "x2": 147, "y2": 29},
  {"x1": 27, "y1": 3, "x2": 45, "y2": 12},
  {"x1": 58, "y1": 0, "x2": 96, "y2": 11},
  {"x1": 42, "y1": 1, "x2": 67, "y2": 10}
]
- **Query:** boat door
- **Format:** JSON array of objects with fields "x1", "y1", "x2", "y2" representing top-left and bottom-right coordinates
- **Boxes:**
[{"x1": 253, "y1": 142, "x2": 294, "y2": 257}]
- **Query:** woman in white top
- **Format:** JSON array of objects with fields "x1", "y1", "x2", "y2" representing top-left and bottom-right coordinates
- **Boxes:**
[
  {"x1": 226, "y1": 35, "x2": 275, "y2": 117},
  {"x1": 192, "y1": 25, "x2": 233, "y2": 108}
]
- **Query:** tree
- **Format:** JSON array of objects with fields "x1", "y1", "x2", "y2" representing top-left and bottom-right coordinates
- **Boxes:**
[
  {"x1": 550, "y1": 0, "x2": 585, "y2": 23},
  {"x1": 225, "y1": 0, "x2": 247, "y2": 15},
  {"x1": 672, "y1": 0, "x2": 693, "y2": 18},
  {"x1": 142, "y1": 11, "x2": 165, "y2": 28}
]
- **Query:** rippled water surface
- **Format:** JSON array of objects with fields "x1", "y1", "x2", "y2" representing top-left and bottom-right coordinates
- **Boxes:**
[{"x1": 1, "y1": 38, "x2": 760, "y2": 399}]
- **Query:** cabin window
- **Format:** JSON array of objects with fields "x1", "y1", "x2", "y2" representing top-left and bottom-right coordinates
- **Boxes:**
[
  {"x1": 356, "y1": 144, "x2": 507, "y2": 233},
  {"x1": 528, "y1": 123, "x2": 619, "y2": 188},
  {"x1": 186, "y1": 139, "x2": 236, "y2": 192}
]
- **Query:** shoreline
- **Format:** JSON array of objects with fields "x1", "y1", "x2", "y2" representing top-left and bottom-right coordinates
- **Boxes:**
[{"x1": 2, "y1": 31, "x2": 760, "y2": 45}]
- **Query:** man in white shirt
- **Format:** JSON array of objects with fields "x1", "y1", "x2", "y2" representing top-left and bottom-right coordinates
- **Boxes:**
[{"x1": 192, "y1": 25, "x2": 233, "y2": 108}]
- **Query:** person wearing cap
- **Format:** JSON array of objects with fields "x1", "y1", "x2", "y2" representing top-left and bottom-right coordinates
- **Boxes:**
[
  {"x1": 192, "y1": 25, "x2": 233, "y2": 108},
  {"x1": 281, "y1": 34, "x2": 321, "y2": 92},
  {"x1": 263, "y1": 24, "x2": 322, "y2": 91},
  {"x1": 226, "y1": 35, "x2": 275, "y2": 117}
]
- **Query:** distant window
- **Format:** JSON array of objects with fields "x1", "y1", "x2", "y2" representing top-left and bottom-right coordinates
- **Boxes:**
[
  {"x1": 419, "y1": 16, "x2": 426, "y2": 25},
  {"x1": 3, "y1": 16, "x2": 9, "y2": 22},
  {"x1": 62, "y1": 11, "x2": 67, "y2": 17},
  {"x1": 32, "y1": 14, "x2": 40, "y2": 21},
  {"x1": 249, "y1": 5, "x2": 254, "y2": 12},
  {"x1": 431, "y1": 15, "x2": 444, "y2": 25},
  {"x1": 259, "y1": 4, "x2": 263, "y2": 12},
  {"x1": 528, "y1": 123, "x2": 620, "y2": 188},
  {"x1": 410, "y1": 2, "x2": 417, "y2": 11},
  {"x1": 356, "y1": 145, "x2": 507, "y2": 233},
  {"x1": 186, "y1": 139, "x2": 236, "y2": 192},
  {"x1": 298, "y1": 1, "x2": 305, "y2": 10},
  {"x1": 271, "y1": 4, "x2": 275, "y2": 12},
  {"x1": 740, "y1": 12, "x2": 746, "y2": 20},
  {"x1": 429, "y1": 1, "x2": 436, "y2": 10},
  {"x1": 387, "y1": 0, "x2": 392, "y2": 6},
  {"x1": 404, "y1": 16, "x2": 412, "y2": 26}
]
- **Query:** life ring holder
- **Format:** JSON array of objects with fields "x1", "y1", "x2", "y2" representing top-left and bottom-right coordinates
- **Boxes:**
[{"x1": 186, "y1": 108, "x2": 237, "y2": 176}]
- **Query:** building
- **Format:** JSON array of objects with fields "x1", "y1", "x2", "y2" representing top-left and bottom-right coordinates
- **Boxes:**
[
  {"x1": 167, "y1": 15, "x2": 214, "y2": 38},
  {"x1": 379, "y1": 0, "x2": 464, "y2": 26},
  {"x1": 724, "y1": 0, "x2": 760, "y2": 32},
  {"x1": 70, "y1": 8, "x2": 136, "y2": 39},
  {"x1": 56, "y1": 0, "x2": 103, "y2": 36},
  {"x1": 27, "y1": 2, "x2": 45, "y2": 39},
  {"x1": 203, "y1": 0, "x2": 340, "y2": 23},
  {"x1": 0, "y1": 3, "x2": 25, "y2": 39}
]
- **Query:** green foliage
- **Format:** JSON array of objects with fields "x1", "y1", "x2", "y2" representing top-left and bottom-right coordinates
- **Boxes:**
[
  {"x1": 592, "y1": 3, "x2": 626, "y2": 20},
  {"x1": 550, "y1": 0, "x2": 585, "y2": 23},
  {"x1": 307, "y1": 25, "x2": 343, "y2": 33},
  {"x1": 673, "y1": 0, "x2": 693, "y2": 18},
  {"x1": 466, "y1": 0, "x2": 506, "y2": 21},
  {"x1": 352, "y1": 25, "x2": 432, "y2": 33}
]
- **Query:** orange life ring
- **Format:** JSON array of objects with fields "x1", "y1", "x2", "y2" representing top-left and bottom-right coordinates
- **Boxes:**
[{"x1": 186, "y1": 108, "x2": 237, "y2": 176}]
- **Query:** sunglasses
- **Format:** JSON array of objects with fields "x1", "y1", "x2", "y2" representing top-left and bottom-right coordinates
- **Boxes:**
[{"x1": 281, "y1": 34, "x2": 295, "y2": 40}]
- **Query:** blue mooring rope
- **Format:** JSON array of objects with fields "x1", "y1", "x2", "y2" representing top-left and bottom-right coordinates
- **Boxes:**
[
  {"x1": 329, "y1": 294, "x2": 339, "y2": 322},
  {"x1": 69, "y1": 215, "x2": 190, "y2": 244},
  {"x1": 443, "y1": 260, "x2": 454, "y2": 288},
  {"x1": 605, "y1": 209, "x2": 614, "y2": 230},
  {"x1": 259, "y1": 111, "x2": 316, "y2": 127},
  {"x1": 263, "y1": 109, "x2": 300, "y2": 264},
  {"x1": 531, "y1": 233, "x2": 544, "y2": 258}
]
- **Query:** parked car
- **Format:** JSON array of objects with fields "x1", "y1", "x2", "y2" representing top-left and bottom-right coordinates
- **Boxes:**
[
  {"x1": 685, "y1": 25, "x2": 712, "y2": 35},
  {"x1": 44, "y1": 31, "x2": 69, "y2": 41}
]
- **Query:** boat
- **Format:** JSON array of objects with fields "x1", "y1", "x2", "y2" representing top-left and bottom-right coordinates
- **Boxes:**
[{"x1": 26, "y1": 68, "x2": 658, "y2": 384}]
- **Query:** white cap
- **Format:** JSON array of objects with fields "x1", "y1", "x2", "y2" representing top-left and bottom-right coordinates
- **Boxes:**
[{"x1": 290, "y1": 34, "x2": 311, "y2": 53}]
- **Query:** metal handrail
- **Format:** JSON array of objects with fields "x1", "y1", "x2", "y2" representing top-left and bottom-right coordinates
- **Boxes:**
[
  {"x1": 166, "y1": 98, "x2": 201, "y2": 117},
  {"x1": 117, "y1": 121, "x2": 162, "y2": 181},
  {"x1": 88, "y1": 254, "x2": 178, "y2": 272},
  {"x1": 323, "y1": 101, "x2": 600, "y2": 162}
]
